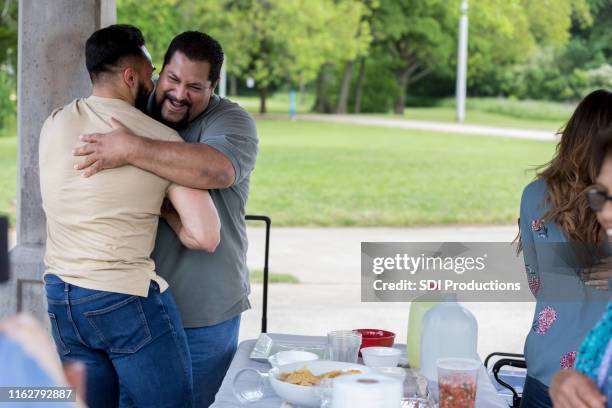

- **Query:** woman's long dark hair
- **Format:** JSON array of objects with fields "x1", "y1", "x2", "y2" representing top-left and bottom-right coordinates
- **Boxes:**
[{"x1": 519, "y1": 90, "x2": 612, "y2": 251}]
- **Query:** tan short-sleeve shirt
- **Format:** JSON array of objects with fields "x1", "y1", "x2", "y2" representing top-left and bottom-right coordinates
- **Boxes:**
[{"x1": 39, "y1": 95, "x2": 181, "y2": 297}]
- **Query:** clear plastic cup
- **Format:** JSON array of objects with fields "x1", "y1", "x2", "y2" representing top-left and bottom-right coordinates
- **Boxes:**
[
  {"x1": 326, "y1": 330, "x2": 362, "y2": 363},
  {"x1": 401, "y1": 369, "x2": 435, "y2": 408},
  {"x1": 314, "y1": 378, "x2": 334, "y2": 408},
  {"x1": 437, "y1": 358, "x2": 480, "y2": 408},
  {"x1": 232, "y1": 368, "x2": 272, "y2": 403}
]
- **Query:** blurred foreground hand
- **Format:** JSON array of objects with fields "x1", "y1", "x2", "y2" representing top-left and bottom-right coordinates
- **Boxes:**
[
  {"x1": 0, "y1": 313, "x2": 87, "y2": 407},
  {"x1": 550, "y1": 369, "x2": 607, "y2": 408}
]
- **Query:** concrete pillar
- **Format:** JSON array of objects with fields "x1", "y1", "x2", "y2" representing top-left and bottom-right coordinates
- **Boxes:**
[{"x1": 0, "y1": 0, "x2": 116, "y2": 321}]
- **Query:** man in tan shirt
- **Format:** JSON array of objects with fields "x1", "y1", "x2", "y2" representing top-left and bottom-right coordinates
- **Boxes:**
[{"x1": 39, "y1": 25, "x2": 216, "y2": 408}]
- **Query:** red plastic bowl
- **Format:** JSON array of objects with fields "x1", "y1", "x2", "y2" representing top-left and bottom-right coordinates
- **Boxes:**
[{"x1": 354, "y1": 329, "x2": 395, "y2": 354}]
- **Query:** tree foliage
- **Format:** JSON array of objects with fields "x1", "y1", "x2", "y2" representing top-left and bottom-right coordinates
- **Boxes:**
[
  {"x1": 0, "y1": 0, "x2": 609, "y2": 128},
  {"x1": 218, "y1": 0, "x2": 371, "y2": 113},
  {"x1": 0, "y1": 0, "x2": 16, "y2": 131},
  {"x1": 99, "y1": 0, "x2": 612, "y2": 110},
  {"x1": 372, "y1": 0, "x2": 458, "y2": 114},
  {"x1": 117, "y1": 0, "x2": 188, "y2": 66}
]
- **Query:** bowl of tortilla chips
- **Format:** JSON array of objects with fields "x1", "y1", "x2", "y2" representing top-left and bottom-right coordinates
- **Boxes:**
[{"x1": 269, "y1": 360, "x2": 372, "y2": 407}]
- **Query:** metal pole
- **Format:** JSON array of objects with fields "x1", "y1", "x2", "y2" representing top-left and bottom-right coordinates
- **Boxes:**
[
  {"x1": 456, "y1": 0, "x2": 468, "y2": 123},
  {"x1": 245, "y1": 215, "x2": 271, "y2": 333},
  {"x1": 289, "y1": 89, "x2": 296, "y2": 120}
]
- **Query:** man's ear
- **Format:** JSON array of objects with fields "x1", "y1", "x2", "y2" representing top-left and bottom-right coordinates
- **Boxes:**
[
  {"x1": 122, "y1": 67, "x2": 137, "y2": 89},
  {"x1": 212, "y1": 79, "x2": 220, "y2": 91}
]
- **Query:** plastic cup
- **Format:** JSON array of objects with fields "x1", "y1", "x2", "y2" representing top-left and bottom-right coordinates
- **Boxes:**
[
  {"x1": 326, "y1": 330, "x2": 362, "y2": 363},
  {"x1": 232, "y1": 368, "x2": 272, "y2": 403},
  {"x1": 401, "y1": 369, "x2": 435, "y2": 408},
  {"x1": 437, "y1": 358, "x2": 480, "y2": 408}
]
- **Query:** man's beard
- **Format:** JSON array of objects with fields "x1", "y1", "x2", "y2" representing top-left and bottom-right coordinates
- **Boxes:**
[
  {"x1": 135, "y1": 81, "x2": 151, "y2": 114},
  {"x1": 150, "y1": 92, "x2": 191, "y2": 131}
]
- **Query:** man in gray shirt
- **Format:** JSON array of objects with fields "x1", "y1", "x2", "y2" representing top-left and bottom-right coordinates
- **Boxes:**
[{"x1": 72, "y1": 31, "x2": 258, "y2": 407}]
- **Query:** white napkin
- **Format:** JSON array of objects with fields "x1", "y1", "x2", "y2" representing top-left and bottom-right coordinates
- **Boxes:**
[{"x1": 332, "y1": 374, "x2": 402, "y2": 408}]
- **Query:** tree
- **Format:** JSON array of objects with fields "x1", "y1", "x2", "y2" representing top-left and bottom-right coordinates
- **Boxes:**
[
  {"x1": 117, "y1": 0, "x2": 185, "y2": 66},
  {"x1": 522, "y1": 0, "x2": 591, "y2": 48},
  {"x1": 334, "y1": 0, "x2": 376, "y2": 114},
  {"x1": 352, "y1": 56, "x2": 367, "y2": 113},
  {"x1": 0, "y1": 0, "x2": 17, "y2": 68},
  {"x1": 216, "y1": 0, "x2": 370, "y2": 114},
  {"x1": 467, "y1": 0, "x2": 592, "y2": 96},
  {"x1": 0, "y1": 0, "x2": 17, "y2": 131},
  {"x1": 572, "y1": 0, "x2": 612, "y2": 62},
  {"x1": 373, "y1": 0, "x2": 458, "y2": 115}
]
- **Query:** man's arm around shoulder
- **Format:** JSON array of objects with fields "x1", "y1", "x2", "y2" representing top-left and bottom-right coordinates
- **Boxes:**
[{"x1": 73, "y1": 108, "x2": 258, "y2": 190}]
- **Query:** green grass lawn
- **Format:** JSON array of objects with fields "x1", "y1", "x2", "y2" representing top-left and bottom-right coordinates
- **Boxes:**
[
  {"x1": 233, "y1": 94, "x2": 572, "y2": 132},
  {"x1": 246, "y1": 119, "x2": 555, "y2": 226},
  {"x1": 250, "y1": 270, "x2": 300, "y2": 284},
  {"x1": 0, "y1": 118, "x2": 555, "y2": 227},
  {"x1": 401, "y1": 106, "x2": 564, "y2": 131}
]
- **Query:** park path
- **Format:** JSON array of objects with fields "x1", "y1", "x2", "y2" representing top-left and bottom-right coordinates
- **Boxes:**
[
  {"x1": 242, "y1": 224, "x2": 533, "y2": 360},
  {"x1": 9, "y1": 224, "x2": 518, "y2": 281},
  {"x1": 10, "y1": 225, "x2": 533, "y2": 359},
  {"x1": 245, "y1": 225, "x2": 518, "y2": 284},
  {"x1": 262, "y1": 113, "x2": 557, "y2": 141}
]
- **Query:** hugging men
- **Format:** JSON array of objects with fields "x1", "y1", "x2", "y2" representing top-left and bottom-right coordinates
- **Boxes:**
[{"x1": 40, "y1": 24, "x2": 257, "y2": 407}]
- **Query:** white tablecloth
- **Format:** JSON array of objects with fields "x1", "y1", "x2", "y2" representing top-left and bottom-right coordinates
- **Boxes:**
[{"x1": 211, "y1": 337, "x2": 508, "y2": 408}]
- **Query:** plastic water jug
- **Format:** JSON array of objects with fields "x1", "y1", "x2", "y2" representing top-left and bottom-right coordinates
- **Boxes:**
[
  {"x1": 407, "y1": 296, "x2": 439, "y2": 368},
  {"x1": 419, "y1": 294, "x2": 479, "y2": 381}
]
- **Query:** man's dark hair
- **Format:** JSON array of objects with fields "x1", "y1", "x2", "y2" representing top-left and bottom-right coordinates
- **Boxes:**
[
  {"x1": 85, "y1": 24, "x2": 147, "y2": 83},
  {"x1": 162, "y1": 31, "x2": 224, "y2": 84}
]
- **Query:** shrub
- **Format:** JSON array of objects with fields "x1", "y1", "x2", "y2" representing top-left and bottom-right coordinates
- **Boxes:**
[
  {"x1": 347, "y1": 48, "x2": 401, "y2": 113},
  {"x1": 584, "y1": 64, "x2": 612, "y2": 92},
  {"x1": 0, "y1": 65, "x2": 16, "y2": 134}
]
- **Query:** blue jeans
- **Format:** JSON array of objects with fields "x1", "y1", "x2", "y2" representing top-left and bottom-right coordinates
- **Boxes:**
[
  {"x1": 520, "y1": 376, "x2": 552, "y2": 408},
  {"x1": 187, "y1": 315, "x2": 241, "y2": 407},
  {"x1": 44, "y1": 274, "x2": 193, "y2": 408}
]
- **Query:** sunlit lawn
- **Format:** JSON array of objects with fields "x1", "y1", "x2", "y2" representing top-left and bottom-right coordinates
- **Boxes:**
[
  {"x1": 246, "y1": 119, "x2": 555, "y2": 226},
  {"x1": 0, "y1": 119, "x2": 555, "y2": 227},
  {"x1": 233, "y1": 94, "x2": 572, "y2": 132},
  {"x1": 413, "y1": 97, "x2": 574, "y2": 131},
  {"x1": 401, "y1": 106, "x2": 564, "y2": 131}
]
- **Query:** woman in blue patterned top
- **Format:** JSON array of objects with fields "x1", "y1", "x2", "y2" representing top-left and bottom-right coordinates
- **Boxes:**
[
  {"x1": 550, "y1": 126, "x2": 612, "y2": 408},
  {"x1": 518, "y1": 90, "x2": 612, "y2": 407}
]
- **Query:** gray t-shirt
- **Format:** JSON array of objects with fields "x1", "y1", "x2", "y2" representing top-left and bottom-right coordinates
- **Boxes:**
[{"x1": 150, "y1": 94, "x2": 258, "y2": 327}]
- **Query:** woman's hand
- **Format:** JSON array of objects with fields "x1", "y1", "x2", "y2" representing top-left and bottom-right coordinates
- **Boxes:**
[
  {"x1": 550, "y1": 369, "x2": 607, "y2": 408},
  {"x1": 583, "y1": 256, "x2": 612, "y2": 290}
]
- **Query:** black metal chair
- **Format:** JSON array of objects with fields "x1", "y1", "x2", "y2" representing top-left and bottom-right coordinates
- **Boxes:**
[
  {"x1": 484, "y1": 352, "x2": 527, "y2": 408},
  {"x1": 245, "y1": 214, "x2": 271, "y2": 334}
]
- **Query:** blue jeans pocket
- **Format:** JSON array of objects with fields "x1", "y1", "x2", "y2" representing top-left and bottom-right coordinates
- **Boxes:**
[
  {"x1": 48, "y1": 312, "x2": 70, "y2": 356},
  {"x1": 84, "y1": 295, "x2": 152, "y2": 354}
]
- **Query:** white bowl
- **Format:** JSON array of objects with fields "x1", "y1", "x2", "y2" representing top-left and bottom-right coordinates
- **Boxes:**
[
  {"x1": 361, "y1": 346, "x2": 403, "y2": 367},
  {"x1": 269, "y1": 360, "x2": 372, "y2": 407},
  {"x1": 268, "y1": 350, "x2": 319, "y2": 369}
]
